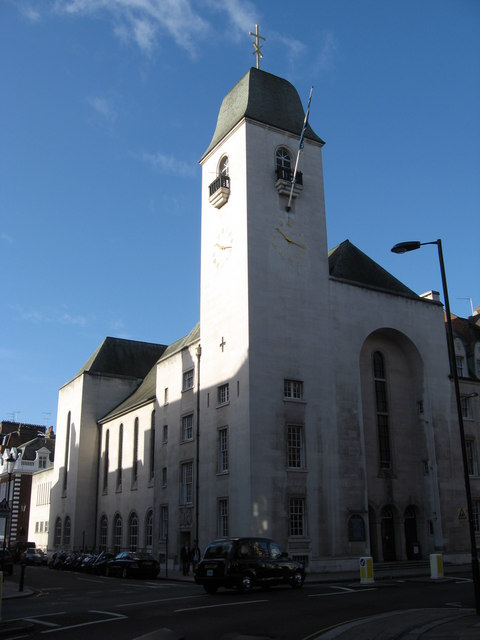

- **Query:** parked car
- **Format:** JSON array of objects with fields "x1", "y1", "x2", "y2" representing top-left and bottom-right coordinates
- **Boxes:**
[
  {"x1": 25, "y1": 548, "x2": 46, "y2": 565},
  {"x1": 105, "y1": 552, "x2": 159, "y2": 579},
  {"x1": 90, "y1": 551, "x2": 115, "y2": 575},
  {"x1": 194, "y1": 537, "x2": 305, "y2": 594},
  {"x1": 0, "y1": 549, "x2": 14, "y2": 575}
]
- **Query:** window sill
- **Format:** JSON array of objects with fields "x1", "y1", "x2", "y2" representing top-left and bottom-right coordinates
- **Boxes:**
[
  {"x1": 216, "y1": 470, "x2": 229, "y2": 477},
  {"x1": 283, "y1": 398, "x2": 306, "y2": 404},
  {"x1": 217, "y1": 401, "x2": 230, "y2": 409}
]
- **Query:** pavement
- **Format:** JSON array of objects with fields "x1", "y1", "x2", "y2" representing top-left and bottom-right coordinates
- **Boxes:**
[{"x1": 0, "y1": 563, "x2": 479, "y2": 639}]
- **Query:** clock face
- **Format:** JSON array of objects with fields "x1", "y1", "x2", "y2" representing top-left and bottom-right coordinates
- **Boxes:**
[
  {"x1": 213, "y1": 227, "x2": 233, "y2": 268},
  {"x1": 272, "y1": 222, "x2": 306, "y2": 262}
]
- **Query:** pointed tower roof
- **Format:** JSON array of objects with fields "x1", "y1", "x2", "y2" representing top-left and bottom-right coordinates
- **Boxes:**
[
  {"x1": 328, "y1": 240, "x2": 419, "y2": 299},
  {"x1": 202, "y1": 67, "x2": 324, "y2": 159}
]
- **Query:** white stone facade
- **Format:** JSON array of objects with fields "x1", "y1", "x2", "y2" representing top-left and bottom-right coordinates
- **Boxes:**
[{"x1": 45, "y1": 68, "x2": 476, "y2": 572}]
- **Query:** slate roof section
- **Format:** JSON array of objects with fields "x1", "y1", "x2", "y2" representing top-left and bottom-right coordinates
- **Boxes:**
[
  {"x1": 202, "y1": 67, "x2": 324, "y2": 159},
  {"x1": 74, "y1": 337, "x2": 167, "y2": 381},
  {"x1": 328, "y1": 240, "x2": 419, "y2": 299},
  {"x1": 100, "y1": 324, "x2": 200, "y2": 423},
  {"x1": 18, "y1": 435, "x2": 55, "y2": 462}
]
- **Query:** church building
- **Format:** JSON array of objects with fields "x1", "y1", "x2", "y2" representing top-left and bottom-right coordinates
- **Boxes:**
[{"x1": 46, "y1": 65, "x2": 472, "y2": 572}]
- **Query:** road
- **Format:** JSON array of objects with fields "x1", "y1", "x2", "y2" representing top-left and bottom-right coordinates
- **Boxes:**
[{"x1": 1, "y1": 566, "x2": 475, "y2": 639}]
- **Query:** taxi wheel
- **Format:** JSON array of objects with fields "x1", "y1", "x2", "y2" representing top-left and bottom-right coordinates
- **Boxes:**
[{"x1": 241, "y1": 574, "x2": 253, "y2": 592}]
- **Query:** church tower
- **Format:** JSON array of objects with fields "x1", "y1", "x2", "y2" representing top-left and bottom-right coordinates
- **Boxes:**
[{"x1": 199, "y1": 67, "x2": 332, "y2": 554}]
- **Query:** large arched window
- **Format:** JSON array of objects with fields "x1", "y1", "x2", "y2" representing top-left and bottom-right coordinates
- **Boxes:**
[
  {"x1": 373, "y1": 351, "x2": 391, "y2": 470},
  {"x1": 145, "y1": 510, "x2": 153, "y2": 550},
  {"x1": 99, "y1": 515, "x2": 108, "y2": 551},
  {"x1": 129, "y1": 512, "x2": 138, "y2": 551},
  {"x1": 117, "y1": 424, "x2": 123, "y2": 490},
  {"x1": 63, "y1": 411, "x2": 71, "y2": 493},
  {"x1": 103, "y1": 429, "x2": 109, "y2": 492},
  {"x1": 54, "y1": 517, "x2": 62, "y2": 548},
  {"x1": 63, "y1": 516, "x2": 71, "y2": 547},
  {"x1": 113, "y1": 514, "x2": 122, "y2": 554},
  {"x1": 132, "y1": 418, "x2": 139, "y2": 485}
]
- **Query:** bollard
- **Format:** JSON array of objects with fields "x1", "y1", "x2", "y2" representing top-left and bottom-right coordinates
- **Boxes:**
[
  {"x1": 359, "y1": 556, "x2": 374, "y2": 584},
  {"x1": 19, "y1": 563, "x2": 26, "y2": 592},
  {"x1": 430, "y1": 553, "x2": 443, "y2": 579}
]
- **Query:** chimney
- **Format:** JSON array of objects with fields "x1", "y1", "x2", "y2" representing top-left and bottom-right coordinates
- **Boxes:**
[{"x1": 420, "y1": 290, "x2": 441, "y2": 303}]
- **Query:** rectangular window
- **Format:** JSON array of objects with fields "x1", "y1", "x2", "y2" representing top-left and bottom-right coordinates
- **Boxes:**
[
  {"x1": 218, "y1": 383, "x2": 230, "y2": 405},
  {"x1": 466, "y1": 439, "x2": 479, "y2": 476},
  {"x1": 163, "y1": 424, "x2": 168, "y2": 443},
  {"x1": 473, "y1": 500, "x2": 480, "y2": 532},
  {"x1": 132, "y1": 418, "x2": 139, "y2": 484},
  {"x1": 182, "y1": 414, "x2": 194, "y2": 442},
  {"x1": 218, "y1": 498, "x2": 229, "y2": 537},
  {"x1": 287, "y1": 425, "x2": 305, "y2": 469},
  {"x1": 164, "y1": 387, "x2": 169, "y2": 405},
  {"x1": 284, "y1": 379, "x2": 303, "y2": 400},
  {"x1": 456, "y1": 356, "x2": 464, "y2": 377},
  {"x1": 161, "y1": 506, "x2": 168, "y2": 540},
  {"x1": 182, "y1": 369, "x2": 194, "y2": 391},
  {"x1": 289, "y1": 497, "x2": 306, "y2": 536},
  {"x1": 45, "y1": 521, "x2": 48, "y2": 533},
  {"x1": 35, "y1": 522, "x2": 39, "y2": 533},
  {"x1": 218, "y1": 428, "x2": 229, "y2": 473},
  {"x1": 162, "y1": 466, "x2": 167, "y2": 487},
  {"x1": 181, "y1": 461, "x2": 193, "y2": 505},
  {"x1": 461, "y1": 397, "x2": 472, "y2": 419}
]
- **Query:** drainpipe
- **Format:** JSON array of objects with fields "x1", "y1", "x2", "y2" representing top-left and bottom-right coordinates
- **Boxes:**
[{"x1": 195, "y1": 344, "x2": 202, "y2": 549}]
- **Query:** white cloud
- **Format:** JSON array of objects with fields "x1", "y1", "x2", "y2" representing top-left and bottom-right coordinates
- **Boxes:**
[
  {"x1": 55, "y1": 0, "x2": 210, "y2": 55},
  {"x1": 87, "y1": 96, "x2": 117, "y2": 122},
  {"x1": 315, "y1": 31, "x2": 339, "y2": 73},
  {"x1": 141, "y1": 150, "x2": 196, "y2": 177},
  {"x1": 14, "y1": 305, "x2": 87, "y2": 326},
  {"x1": 1, "y1": 232, "x2": 13, "y2": 244}
]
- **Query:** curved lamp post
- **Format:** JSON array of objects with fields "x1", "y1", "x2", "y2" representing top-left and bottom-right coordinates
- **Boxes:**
[
  {"x1": 392, "y1": 239, "x2": 480, "y2": 615},
  {"x1": 1, "y1": 453, "x2": 16, "y2": 573}
]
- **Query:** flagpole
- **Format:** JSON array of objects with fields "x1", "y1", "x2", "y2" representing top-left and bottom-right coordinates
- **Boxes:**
[{"x1": 286, "y1": 85, "x2": 313, "y2": 212}]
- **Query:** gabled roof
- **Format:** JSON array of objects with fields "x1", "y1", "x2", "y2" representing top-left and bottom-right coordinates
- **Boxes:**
[
  {"x1": 100, "y1": 324, "x2": 200, "y2": 423},
  {"x1": 202, "y1": 67, "x2": 324, "y2": 159},
  {"x1": 75, "y1": 337, "x2": 167, "y2": 380},
  {"x1": 328, "y1": 240, "x2": 419, "y2": 299}
]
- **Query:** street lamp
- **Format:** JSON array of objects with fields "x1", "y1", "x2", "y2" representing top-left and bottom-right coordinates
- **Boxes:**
[
  {"x1": 1, "y1": 453, "x2": 16, "y2": 574},
  {"x1": 392, "y1": 238, "x2": 480, "y2": 615}
]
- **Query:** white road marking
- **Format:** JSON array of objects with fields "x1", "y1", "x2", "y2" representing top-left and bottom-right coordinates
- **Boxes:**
[
  {"x1": 116, "y1": 594, "x2": 205, "y2": 608},
  {"x1": 41, "y1": 610, "x2": 127, "y2": 634},
  {"x1": 175, "y1": 599, "x2": 269, "y2": 612}
]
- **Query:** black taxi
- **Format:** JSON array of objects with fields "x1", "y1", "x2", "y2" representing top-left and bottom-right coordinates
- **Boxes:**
[{"x1": 194, "y1": 537, "x2": 305, "y2": 593}]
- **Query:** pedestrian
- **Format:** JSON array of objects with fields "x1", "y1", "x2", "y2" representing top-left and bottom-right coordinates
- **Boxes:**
[
  {"x1": 181, "y1": 543, "x2": 191, "y2": 576},
  {"x1": 192, "y1": 541, "x2": 201, "y2": 573}
]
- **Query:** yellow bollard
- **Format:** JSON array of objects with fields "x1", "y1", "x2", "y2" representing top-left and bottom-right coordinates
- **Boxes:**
[
  {"x1": 430, "y1": 553, "x2": 444, "y2": 579},
  {"x1": 359, "y1": 556, "x2": 374, "y2": 584}
]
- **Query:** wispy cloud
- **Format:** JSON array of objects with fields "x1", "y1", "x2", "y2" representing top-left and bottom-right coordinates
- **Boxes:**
[
  {"x1": 141, "y1": 150, "x2": 196, "y2": 177},
  {"x1": 15, "y1": 1, "x2": 41, "y2": 22},
  {"x1": 87, "y1": 96, "x2": 117, "y2": 123},
  {"x1": 314, "y1": 31, "x2": 339, "y2": 73},
  {"x1": 1, "y1": 232, "x2": 13, "y2": 245},
  {"x1": 55, "y1": 0, "x2": 210, "y2": 56},
  {"x1": 14, "y1": 305, "x2": 88, "y2": 327}
]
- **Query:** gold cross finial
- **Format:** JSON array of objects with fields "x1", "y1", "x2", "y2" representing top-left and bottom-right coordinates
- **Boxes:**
[{"x1": 249, "y1": 24, "x2": 265, "y2": 69}]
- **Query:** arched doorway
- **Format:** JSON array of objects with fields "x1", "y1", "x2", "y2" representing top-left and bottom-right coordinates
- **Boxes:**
[
  {"x1": 404, "y1": 505, "x2": 420, "y2": 559},
  {"x1": 381, "y1": 506, "x2": 396, "y2": 561}
]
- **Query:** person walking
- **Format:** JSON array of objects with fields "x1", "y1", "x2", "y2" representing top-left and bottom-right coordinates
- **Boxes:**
[{"x1": 181, "y1": 544, "x2": 191, "y2": 576}]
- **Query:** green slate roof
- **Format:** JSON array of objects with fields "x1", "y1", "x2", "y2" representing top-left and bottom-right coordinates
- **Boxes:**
[
  {"x1": 100, "y1": 324, "x2": 200, "y2": 423},
  {"x1": 328, "y1": 240, "x2": 419, "y2": 299},
  {"x1": 75, "y1": 337, "x2": 167, "y2": 380},
  {"x1": 202, "y1": 67, "x2": 324, "y2": 159}
]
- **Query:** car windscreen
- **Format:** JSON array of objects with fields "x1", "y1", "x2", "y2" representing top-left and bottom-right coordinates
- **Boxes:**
[{"x1": 203, "y1": 542, "x2": 232, "y2": 559}]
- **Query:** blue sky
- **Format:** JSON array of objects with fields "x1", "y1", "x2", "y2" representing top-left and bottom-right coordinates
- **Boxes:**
[{"x1": 1, "y1": 0, "x2": 479, "y2": 428}]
